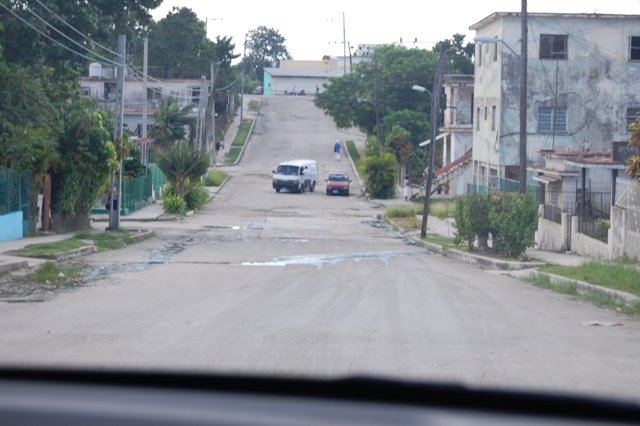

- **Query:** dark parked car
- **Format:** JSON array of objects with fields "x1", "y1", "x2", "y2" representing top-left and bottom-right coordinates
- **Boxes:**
[{"x1": 325, "y1": 172, "x2": 351, "y2": 196}]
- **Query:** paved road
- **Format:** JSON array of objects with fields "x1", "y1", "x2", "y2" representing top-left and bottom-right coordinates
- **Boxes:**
[{"x1": 0, "y1": 96, "x2": 639, "y2": 402}]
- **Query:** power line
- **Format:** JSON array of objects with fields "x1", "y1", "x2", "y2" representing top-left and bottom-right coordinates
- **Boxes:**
[
  {"x1": 32, "y1": 0, "x2": 118, "y2": 56},
  {"x1": 17, "y1": 0, "x2": 117, "y2": 66},
  {"x1": 0, "y1": 2, "x2": 115, "y2": 65}
]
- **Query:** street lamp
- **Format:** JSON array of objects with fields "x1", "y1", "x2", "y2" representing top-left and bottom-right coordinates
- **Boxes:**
[{"x1": 473, "y1": 3, "x2": 528, "y2": 194}]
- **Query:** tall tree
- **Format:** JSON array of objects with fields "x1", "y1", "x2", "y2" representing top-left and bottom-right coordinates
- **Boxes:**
[{"x1": 244, "y1": 26, "x2": 291, "y2": 82}]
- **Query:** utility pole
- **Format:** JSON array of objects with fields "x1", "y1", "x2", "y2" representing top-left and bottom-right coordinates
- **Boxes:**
[
  {"x1": 519, "y1": 0, "x2": 528, "y2": 194},
  {"x1": 421, "y1": 44, "x2": 447, "y2": 238},
  {"x1": 142, "y1": 37, "x2": 148, "y2": 165},
  {"x1": 240, "y1": 35, "x2": 247, "y2": 122},
  {"x1": 196, "y1": 75, "x2": 207, "y2": 150},
  {"x1": 109, "y1": 34, "x2": 126, "y2": 230},
  {"x1": 342, "y1": 11, "x2": 347, "y2": 75},
  {"x1": 374, "y1": 55, "x2": 381, "y2": 147},
  {"x1": 209, "y1": 62, "x2": 216, "y2": 159}
]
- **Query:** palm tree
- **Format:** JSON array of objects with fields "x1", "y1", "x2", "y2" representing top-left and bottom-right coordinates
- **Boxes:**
[
  {"x1": 157, "y1": 141, "x2": 210, "y2": 198},
  {"x1": 149, "y1": 98, "x2": 196, "y2": 149}
]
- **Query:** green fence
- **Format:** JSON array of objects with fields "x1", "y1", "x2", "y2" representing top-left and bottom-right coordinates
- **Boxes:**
[
  {"x1": 0, "y1": 169, "x2": 32, "y2": 234},
  {"x1": 94, "y1": 165, "x2": 166, "y2": 216}
]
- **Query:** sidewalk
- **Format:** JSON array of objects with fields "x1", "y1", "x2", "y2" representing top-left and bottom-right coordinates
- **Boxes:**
[{"x1": 214, "y1": 95, "x2": 260, "y2": 166}]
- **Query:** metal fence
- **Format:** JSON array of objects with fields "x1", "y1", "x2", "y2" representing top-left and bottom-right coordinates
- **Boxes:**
[
  {"x1": 578, "y1": 216, "x2": 609, "y2": 243},
  {"x1": 543, "y1": 204, "x2": 562, "y2": 224},
  {"x1": 0, "y1": 169, "x2": 32, "y2": 233},
  {"x1": 467, "y1": 176, "x2": 544, "y2": 204}
]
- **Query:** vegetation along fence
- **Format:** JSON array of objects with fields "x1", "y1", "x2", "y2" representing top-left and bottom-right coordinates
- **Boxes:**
[
  {"x1": 0, "y1": 169, "x2": 32, "y2": 233},
  {"x1": 467, "y1": 176, "x2": 544, "y2": 204}
]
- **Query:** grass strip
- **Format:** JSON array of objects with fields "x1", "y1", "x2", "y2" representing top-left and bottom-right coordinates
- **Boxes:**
[
  {"x1": 231, "y1": 119, "x2": 253, "y2": 147},
  {"x1": 345, "y1": 140, "x2": 360, "y2": 163},
  {"x1": 539, "y1": 261, "x2": 640, "y2": 297}
]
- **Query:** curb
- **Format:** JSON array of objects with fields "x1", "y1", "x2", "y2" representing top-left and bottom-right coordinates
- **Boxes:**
[
  {"x1": 14, "y1": 245, "x2": 99, "y2": 262},
  {"x1": 0, "y1": 260, "x2": 29, "y2": 274}
]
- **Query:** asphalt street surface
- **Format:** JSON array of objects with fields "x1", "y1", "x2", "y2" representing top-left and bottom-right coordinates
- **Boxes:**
[{"x1": 0, "y1": 96, "x2": 639, "y2": 402}]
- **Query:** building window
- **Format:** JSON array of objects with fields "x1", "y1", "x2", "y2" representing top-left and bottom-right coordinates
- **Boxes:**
[
  {"x1": 477, "y1": 44, "x2": 482, "y2": 66},
  {"x1": 191, "y1": 86, "x2": 201, "y2": 105},
  {"x1": 484, "y1": 106, "x2": 488, "y2": 121},
  {"x1": 630, "y1": 36, "x2": 640, "y2": 60},
  {"x1": 626, "y1": 107, "x2": 640, "y2": 130},
  {"x1": 81, "y1": 87, "x2": 91, "y2": 97},
  {"x1": 491, "y1": 106, "x2": 496, "y2": 131},
  {"x1": 476, "y1": 107, "x2": 480, "y2": 130},
  {"x1": 539, "y1": 34, "x2": 568, "y2": 60},
  {"x1": 493, "y1": 43, "x2": 498, "y2": 62},
  {"x1": 538, "y1": 106, "x2": 567, "y2": 133}
]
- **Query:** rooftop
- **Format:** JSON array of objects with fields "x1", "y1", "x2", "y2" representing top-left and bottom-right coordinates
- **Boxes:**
[{"x1": 470, "y1": 12, "x2": 640, "y2": 30}]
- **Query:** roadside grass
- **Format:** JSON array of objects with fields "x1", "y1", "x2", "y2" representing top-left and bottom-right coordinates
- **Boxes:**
[
  {"x1": 224, "y1": 147, "x2": 242, "y2": 165},
  {"x1": 539, "y1": 261, "x2": 640, "y2": 297},
  {"x1": 75, "y1": 230, "x2": 136, "y2": 251},
  {"x1": 28, "y1": 261, "x2": 81, "y2": 284},
  {"x1": 248, "y1": 100, "x2": 260, "y2": 112},
  {"x1": 231, "y1": 119, "x2": 253, "y2": 147},
  {"x1": 423, "y1": 233, "x2": 457, "y2": 247},
  {"x1": 205, "y1": 169, "x2": 228, "y2": 186},
  {"x1": 9, "y1": 229, "x2": 146, "y2": 256},
  {"x1": 345, "y1": 140, "x2": 360, "y2": 163},
  {"x1": 9, "y1": 238, "x2": 89, "y2": 256},
  {"x1": 429, "y1": 198, "x2": 456, "y2": 219},
  {"x1": 391, "y1": 216, "x2": 420, "y2": 231},
  {"x1": 385, "y1": 204, "x2": 418, "y2": 219},
  {"x1": 525, "y1": 272, "x2": 640, "y2": 317}
]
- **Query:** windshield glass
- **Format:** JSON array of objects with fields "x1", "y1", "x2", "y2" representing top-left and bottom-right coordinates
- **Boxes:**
[
  {"x1": 276, "y1": 165, "x2": 300, "y2": 175},
  {"x1": 1, "y1": 0, "x2": 639, "y2": 407}
]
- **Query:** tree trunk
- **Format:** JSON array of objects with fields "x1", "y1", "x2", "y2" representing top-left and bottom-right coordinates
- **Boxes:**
[{"x1": 51, "y1": 211, "x2": 91, "y2": 233}]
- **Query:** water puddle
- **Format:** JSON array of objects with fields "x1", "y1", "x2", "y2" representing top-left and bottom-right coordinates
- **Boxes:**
[{"x1": 241, "y1": 250, "x2": 429, "y2": 269}]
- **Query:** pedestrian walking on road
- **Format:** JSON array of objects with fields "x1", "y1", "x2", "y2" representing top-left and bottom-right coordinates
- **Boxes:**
[
  {"x1": 334, "y1": 140, "x2": 341, "y2": 161},
  {"x1": 403, "y1": 177, "x2": 411, "y2": 201},
  {"x1": 303, "y1": 166, "x2": 312, "y2": 193}
]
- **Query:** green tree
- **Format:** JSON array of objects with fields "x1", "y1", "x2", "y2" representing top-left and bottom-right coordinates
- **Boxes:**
[
  {"x1": 387, "y1": 125, "x2": 412, "y2": 181},
  {"x1": 1, "y1": 0, "x2": 161, "y2": 69},
  {"x1": 244, "y1": 26, "x2": 291, "y2": 82},
  {"x1": 51, "y1": 108, "x2": 115, "y2": 231},
  {"x1": 628, "y1": 119, "x2": 640, "y2": 183},
  {"x1": 362, "y1": 151, "x2": 398, "y2": 199}
]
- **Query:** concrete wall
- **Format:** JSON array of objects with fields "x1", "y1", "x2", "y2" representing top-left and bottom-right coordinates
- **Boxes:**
[
  {"x1": 570, "y1": 216, "x2": 610, "y2": 260},
  {"x1": 536, "y1": 206, "x2": 571, "y2": 252},
  {"x1": 0, "y1": 211, "x2": 23, "y2": 241}
]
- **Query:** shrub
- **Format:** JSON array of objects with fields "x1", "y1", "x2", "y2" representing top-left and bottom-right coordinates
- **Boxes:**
[
  {"x1": 162, "y1": 191, "x2": 187, "y2": 215},
  {"x1": 185, "y1": 184, "x2": 210, "y2": 210},
  {"x1": 488, "y1": 193, "x2": 537, "y2": 258},
  {"x1": 452, "y1": 192, "x2": 536, "y2": 257},
  {"x1": 361, "y1": 151, "x2": 398, "y2": 199},
  {"x1": 453, "y1": 195, "x2": 474, "y2": 249}
]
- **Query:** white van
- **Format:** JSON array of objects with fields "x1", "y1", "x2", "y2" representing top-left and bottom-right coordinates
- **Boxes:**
[{"x1": 272, "y1": 159, "x2": 319, "y2": 193}]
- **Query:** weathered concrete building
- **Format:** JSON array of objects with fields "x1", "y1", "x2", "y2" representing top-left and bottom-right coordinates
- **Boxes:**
[
  {"x1": 470, "y1": 12, "x2": 640, "y2": 188},
  {"x1": 433, "y1": 74, "x2": 474, "y2": 196},
  {"x1": 78, "y1": 63, "x2": 202, "y2": 135}
]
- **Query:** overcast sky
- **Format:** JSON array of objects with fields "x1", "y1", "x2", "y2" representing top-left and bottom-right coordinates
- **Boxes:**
[{"x1": 151, "y1": 1, "x2": 638, "y2": 60}]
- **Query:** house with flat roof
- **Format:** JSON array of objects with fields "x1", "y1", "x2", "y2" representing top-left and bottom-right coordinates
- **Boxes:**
[{"x1": 470, "y1": 12, "x2": 640, "y2": 191}]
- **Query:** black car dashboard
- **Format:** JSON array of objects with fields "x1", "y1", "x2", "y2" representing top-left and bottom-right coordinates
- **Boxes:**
[{"x1": 1, "y1": 369, "x2": 638, "y2": 425}]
